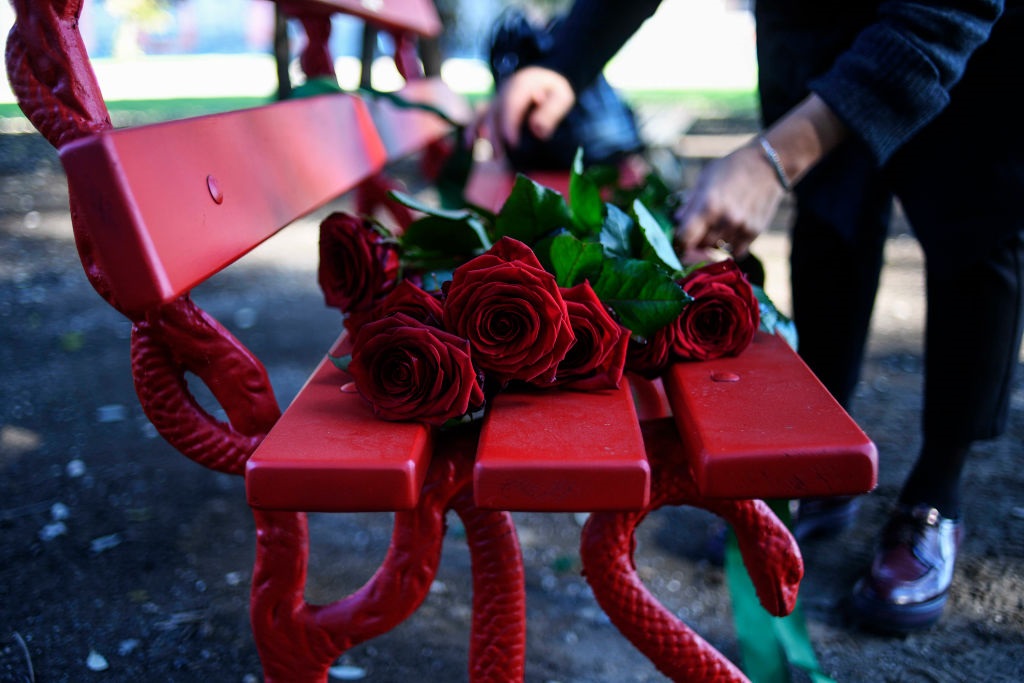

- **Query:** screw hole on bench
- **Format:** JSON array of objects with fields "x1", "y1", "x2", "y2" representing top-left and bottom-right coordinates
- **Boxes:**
[
  {"x1": 711, "y1": 371, "x2": 741, "y2": 383},
  {"x1": 207, "y1": 175, "x2": 224, "y2": 204}
]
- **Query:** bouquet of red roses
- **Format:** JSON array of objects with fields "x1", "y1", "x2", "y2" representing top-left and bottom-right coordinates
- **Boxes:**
[{"x1": 319, "y1": 152, "x2": 786, "y2": 426}]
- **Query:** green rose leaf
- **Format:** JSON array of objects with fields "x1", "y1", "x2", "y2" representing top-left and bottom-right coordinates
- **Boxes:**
[
  {"x1": 591, "y1": 258, "x2": 692, "y2": 339},
  {"x1": 631, "y1": 172, "x2": 677, "y2": 224},
  {"x1": 549, "y1": 233, "x2": 605, "y2": 287},
  {"x1": 581, "y1": 162, "x2": 621, "y2": 189},
  {"x1": 389, "y1": 189, "x2": 491, "y2": 255},
  {"x1": 569, "y1": 149, "x2": 603, "y2": 235},
  {"x1": 400, "y1": 214, "x2": 491, "y2": 254},
  {"x1": 494, "y1": 174, "x2": 574, "y2": 245},
  {"x1": 599, "y1": 204, "x2": 635, "y2": 259},
  {"x1": 633, "y1": 199, "x2": 683, "y2": 273},
  {"x1": 528, "y1": 230, "x2": 568, "y2": 274},
  {"x1": 389, "y1": 189, "x2": 478, "y2": 222}
]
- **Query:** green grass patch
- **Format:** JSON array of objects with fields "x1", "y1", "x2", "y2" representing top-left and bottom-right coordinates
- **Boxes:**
[
  {"x1": 451, "y1": 86, "x2": 759, "y2": 120},
  {"x1": 623, "y1": 88, "x2": 759, "y2": 119},
  {"x1": 0, "y1": 96, "x2": 272, "y2": 126},
  {"x1": 1, "y1": 87, "x2": 758, "y2": 127}
]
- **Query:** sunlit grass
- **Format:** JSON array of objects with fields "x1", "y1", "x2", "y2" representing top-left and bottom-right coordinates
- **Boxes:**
[{"x1": 0, "y1": 88, "x2": 758, "y2": 128}]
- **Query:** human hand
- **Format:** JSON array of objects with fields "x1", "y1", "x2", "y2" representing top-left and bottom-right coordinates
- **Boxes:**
[
  {"x1": 673, "y1": 142, "x2": 787, "y2": 260},
  {"x1": 485, "y1": 66, "x2": 576, "y2": 152}
]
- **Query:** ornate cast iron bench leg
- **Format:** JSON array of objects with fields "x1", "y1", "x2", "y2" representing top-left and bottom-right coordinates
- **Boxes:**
[
  {"x1": 250, "y1": 428, "x2": 526, "y2": 682},
  {"x1": 581, "y1": 418, "x2": 803, "y2": 683},
  {"x1": 136, "y1": 297, "x2": 532, "y2": 681}
]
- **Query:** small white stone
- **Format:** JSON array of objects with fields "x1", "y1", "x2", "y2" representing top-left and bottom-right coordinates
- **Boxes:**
[
  {"x1": 233, "y1": 307, "x2": 259, "y2": 330},
  {"x1": 50, "y1": 502, "x2": 70, "y2": 521},
  {"x1": 328, "y1": 664, "x2": 367, "y2": 680},
  {"x1": 86, "y1": 650, "x2": 109, "y2": 671},
  {"x1": 90, "y1": 533, "x2": 122, "y2": 554},
  {"x1": 23, "y1": 210, "x2": 41, "y2": 230},
  {"x1": 39, "y1": 521, "x2": 67, "y2": 541},
  {"x1": 66, "y1": 459, "x2": 86, "y2": 478}
]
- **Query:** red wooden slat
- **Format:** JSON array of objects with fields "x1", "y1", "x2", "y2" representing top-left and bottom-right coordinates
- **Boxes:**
[
  {"x1": 630, "y1": 376, "x2": 674, "y2": 422},
  {"x1": 663, "y1": 332, "x2": 878, "y2": 499},
  {"x1": 59, "y1": 94, "x2": 388, "y2": 316},
  {"x1": 275, "y1": 0, "x2": 443, "y2": 37},
  {"x1": 474, "y1": 380, "x2": 650, "y2": 511},
  {"x1": 246, "y1": 334, "x2": 433, "y2": 512}
]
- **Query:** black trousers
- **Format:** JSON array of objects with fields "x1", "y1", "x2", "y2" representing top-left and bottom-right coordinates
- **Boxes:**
[{"x1": 758, "y1": 6, "x2": 1024, "y2": 446}]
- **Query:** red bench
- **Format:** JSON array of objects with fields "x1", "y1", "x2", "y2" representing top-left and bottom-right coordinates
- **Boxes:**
[{"x1": 6, "y1": 1, "x2": 877, "y2": 681}]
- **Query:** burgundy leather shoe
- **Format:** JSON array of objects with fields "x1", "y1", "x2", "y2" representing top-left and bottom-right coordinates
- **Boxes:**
[{"x1": 850, "y1": 504, "x2": 962, "y2": 633}]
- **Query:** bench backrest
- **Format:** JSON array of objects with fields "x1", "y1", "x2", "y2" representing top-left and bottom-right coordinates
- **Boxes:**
[
  {"x1": 60, "y1": 81, "x2": 470, "y2": 317},
  {"x1": 274, "y1": 0, "x2": 443, "y2": 37},
  {"x1": 11, "y1": 0, "x2": 470, "y2": 319},
  {"x1": 60, "y1": 95, "x2": 386, "y2": 315}
]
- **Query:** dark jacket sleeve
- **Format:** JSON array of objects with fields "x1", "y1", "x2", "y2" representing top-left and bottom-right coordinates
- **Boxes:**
[
  {"x1": 535, "y1": 0, "x2": 664, "y2": 94},
  {"x1": 809, "y1": 0, "x2": 1004, "y2": 164}
]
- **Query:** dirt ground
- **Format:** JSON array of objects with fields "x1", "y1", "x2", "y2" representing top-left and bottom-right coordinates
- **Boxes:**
[{"x1": 2, "y1": 114, "x2": 1023, "y2": 683}]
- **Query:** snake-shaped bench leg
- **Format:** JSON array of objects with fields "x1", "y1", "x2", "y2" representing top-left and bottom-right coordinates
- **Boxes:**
[
  {"x1": 581, "y1": 418, "x2": 803, "y2": 683},
  {"x1": 251, "y1": 429, "x2": 527, "y2": 683},
  {"x1": 129, "y1": 299, "x2": 525, "y2": 681}
]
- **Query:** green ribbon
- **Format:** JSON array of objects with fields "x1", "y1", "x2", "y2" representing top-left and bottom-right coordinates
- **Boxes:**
[{"x1": 724, "y1": 501, "x2": 836, "y2": 683}]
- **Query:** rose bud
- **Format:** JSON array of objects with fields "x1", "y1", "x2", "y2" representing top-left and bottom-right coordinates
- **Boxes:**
[
  {"x1": 543, "y1": 281, "x2": 630, "y2": 390},
  {"x1": 673, "y1": 259, "x2": 760, "y2": 361},
  {"x1": 317, "y1": 212, "x2": 400, "y2": 315}
]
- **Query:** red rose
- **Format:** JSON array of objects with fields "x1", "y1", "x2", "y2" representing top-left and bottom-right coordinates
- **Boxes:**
[
  {"x1": 673, "y1": 259, "x2": 760, "y2": 361},
  {"x1": 348, "y1": 313, "x2": 484, "y2": 426},
  {"x1": 542, "y1": 281, "x2": 630, "y2": 390},
  {"x1": 373, "y1": 280, "x2": 445, "y2": 328},
  {"x1": 442, "y1": 237, "x2": 575, "y2": 384},
  {"x1": 624, "y1": 323, "x2": 677, "y2": 379},
  {"x1": 318, "y1": 212, "x2": 400, "y2": 314}
]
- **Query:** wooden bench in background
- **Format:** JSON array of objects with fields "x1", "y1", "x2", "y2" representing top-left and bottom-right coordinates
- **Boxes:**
[{"x1": 6, "y1": 1, "x2": 877, "y2": 681}]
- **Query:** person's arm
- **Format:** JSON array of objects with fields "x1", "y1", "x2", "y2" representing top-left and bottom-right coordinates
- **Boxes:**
[
  {"x1": 537, "y1": 0, "x2": 663, "y2": 95},
  {"x1": 676, "y1": 0, "x2": 1004, "y2": 260},
  {"x1": 810, "y1": 0, "x2": 1003, "y2": 164},
  {"x1": 492, "y1": 0, "x2": 662, "y2": 150},
  {"x1": 674, "y1": 93, "x2": 847, "y2": 259}
]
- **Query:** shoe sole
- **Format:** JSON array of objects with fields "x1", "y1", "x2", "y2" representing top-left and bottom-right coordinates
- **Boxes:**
[{"x1": 848, "y1": 588, "x2": 947, "y2": 634}]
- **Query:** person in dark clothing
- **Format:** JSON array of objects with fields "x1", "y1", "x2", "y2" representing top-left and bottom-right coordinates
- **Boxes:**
[{"x1": 490, "y1": 0, "x2": 1024, "y2": 633}]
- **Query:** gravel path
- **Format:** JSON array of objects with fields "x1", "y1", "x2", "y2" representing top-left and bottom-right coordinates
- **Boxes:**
[{"x1": 2, "y1": 123, "x2": 1022, "y2": 683}]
